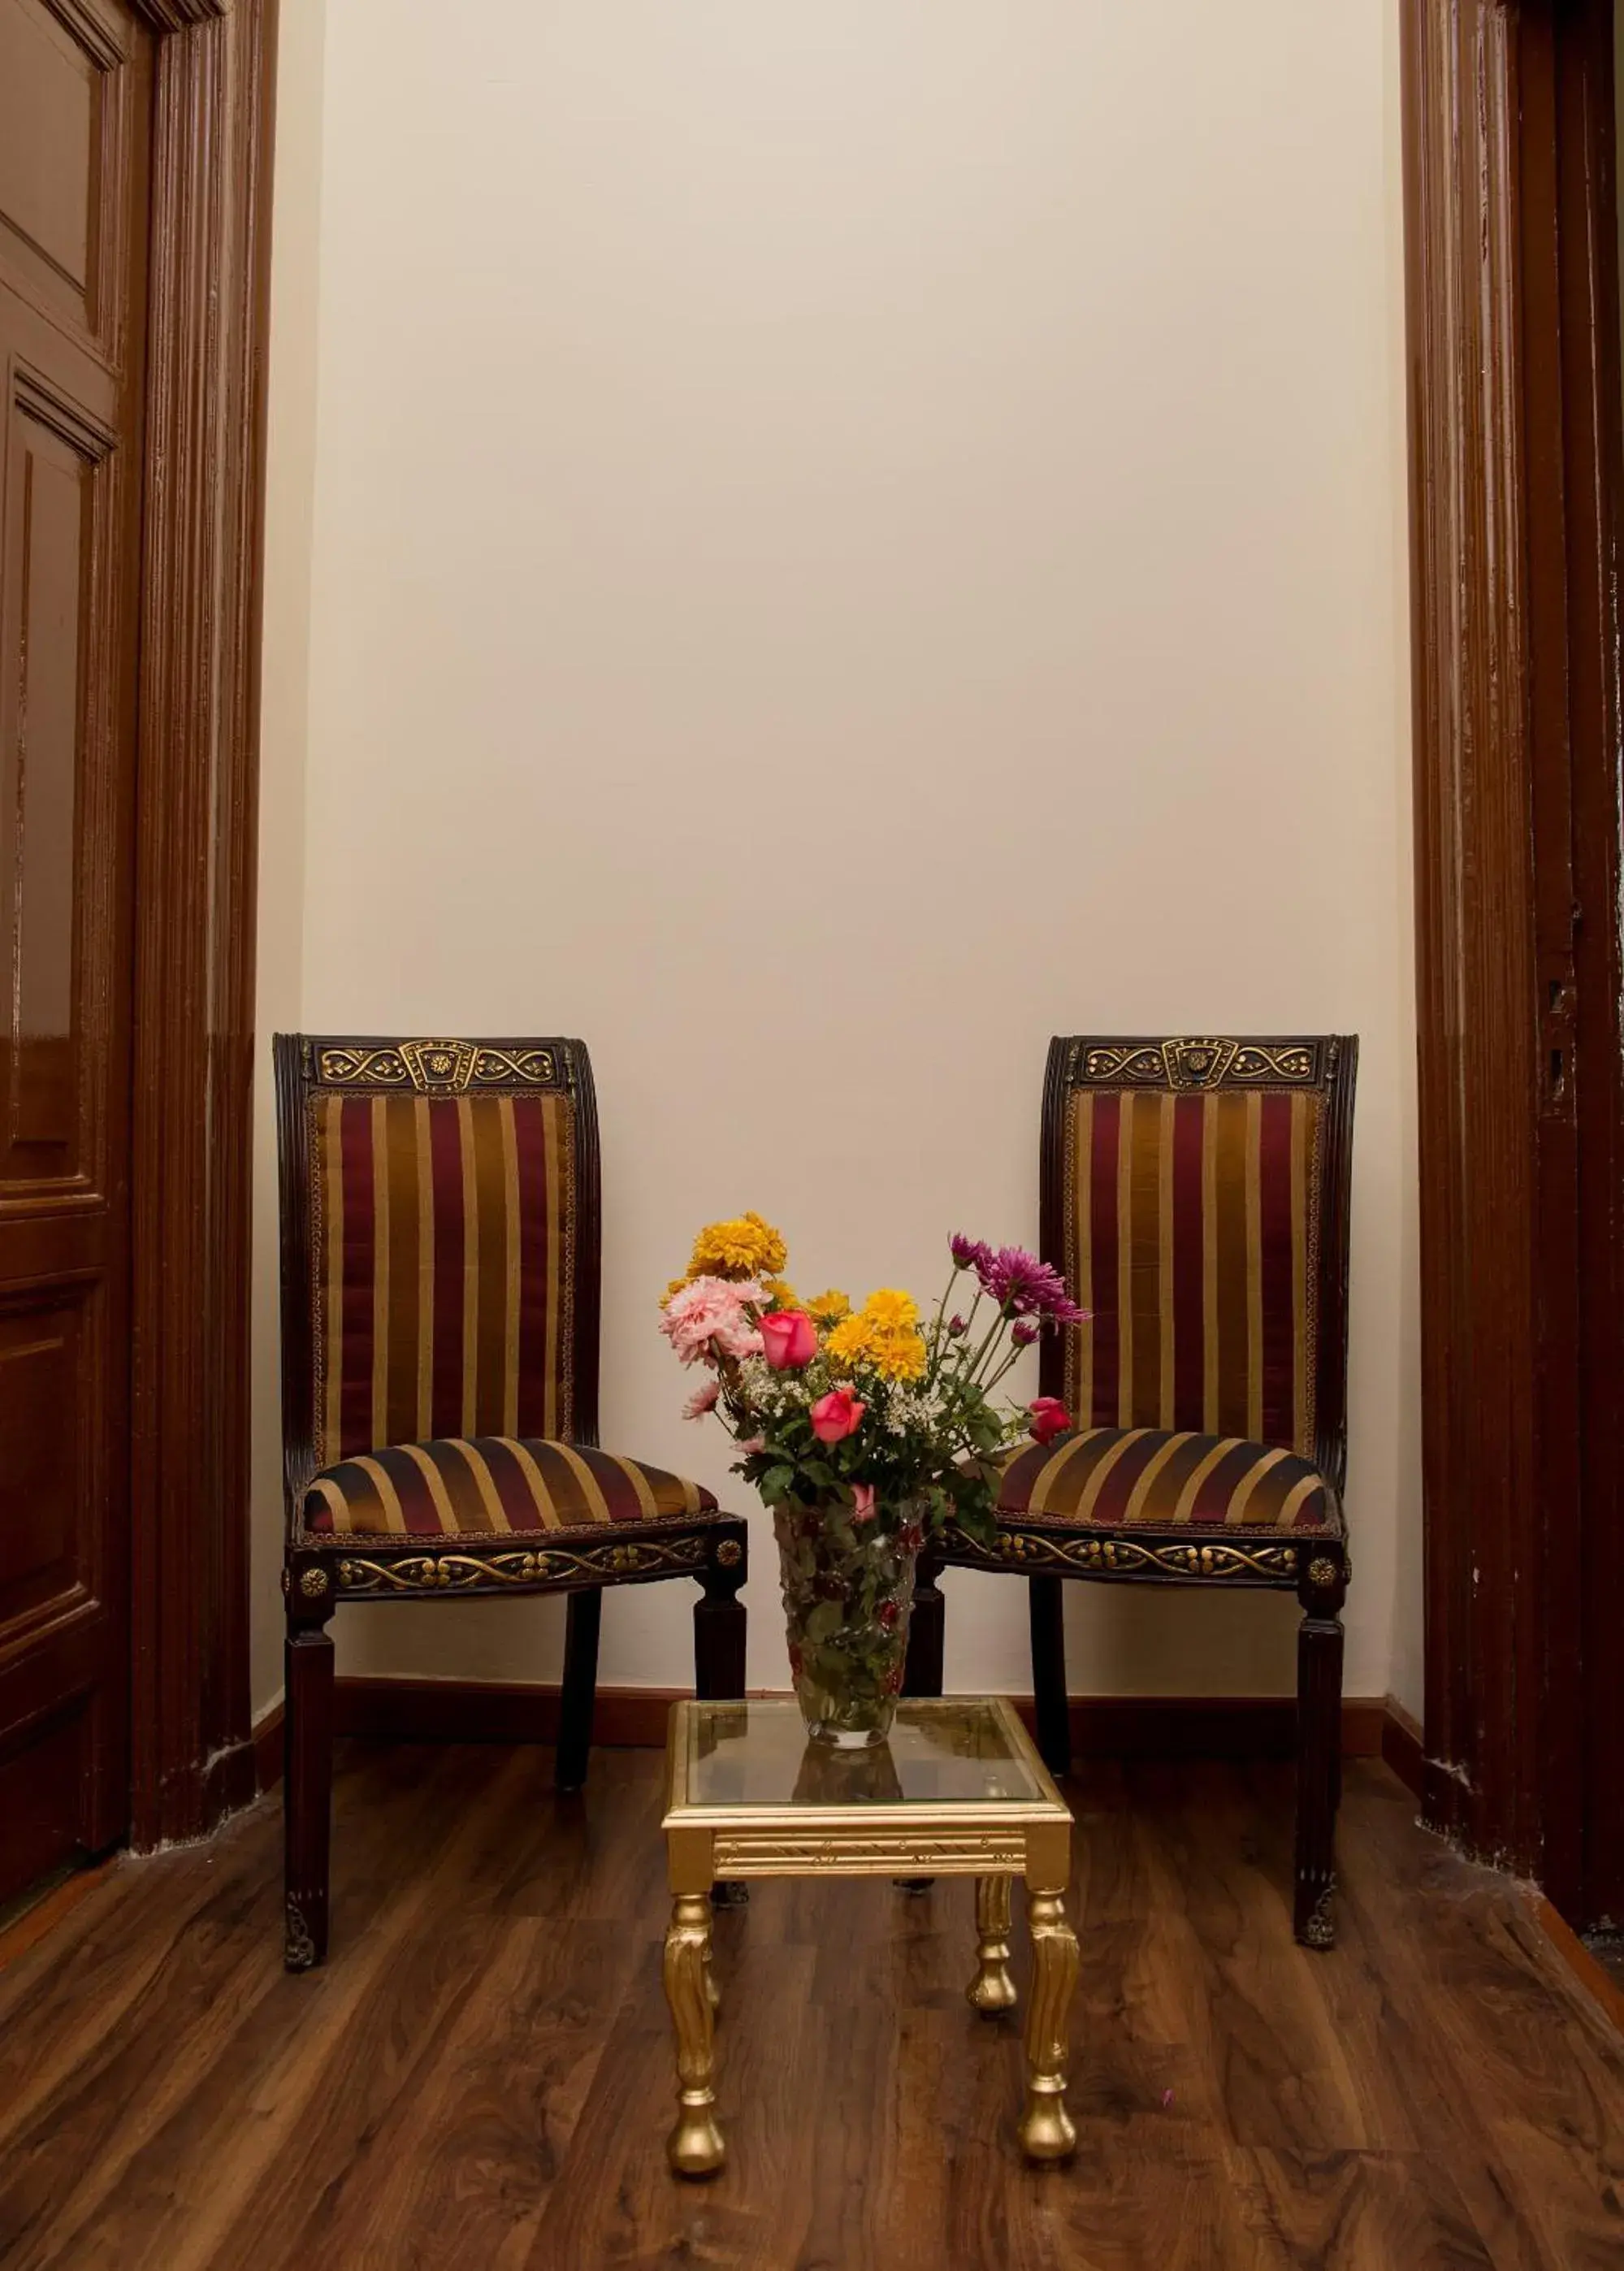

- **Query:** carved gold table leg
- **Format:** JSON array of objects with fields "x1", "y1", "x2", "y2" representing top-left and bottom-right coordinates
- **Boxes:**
[
  {"x1": 967, "y1": 1874, "x2": 1018, "y2": 2013},
  {"x1": 1018, "y1": 1886, "x2": 1079, "y2": 2160},
  {"x1": 664, "y1": 1892, "x2": 724, "y2": 2176}
]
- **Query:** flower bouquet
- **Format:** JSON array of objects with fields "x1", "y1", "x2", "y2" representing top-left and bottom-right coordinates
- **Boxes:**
[{"x1": 660, "y1": 1214, "x2": 1085, "y2": 1747}]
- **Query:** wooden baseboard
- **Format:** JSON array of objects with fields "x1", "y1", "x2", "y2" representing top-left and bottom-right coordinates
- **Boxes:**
[
  {"x1": 1032, "y1": 1695, "x2": 1386, "y2": 1761},
  {"x1": 249, "y1": 1681, "x2": 1397, "y2": 1793},
  {"x1": 334, "y1": 1675, "x2": 688, "y2": 1749},
  {"x1": 253, "y1": 1703, "x2": 284, "y2": 1796},
  {"x1": 1381, "y1": 1697, "x2": 1425, "y2": 1798},
  {"x1": 1535, "y1": 1897, "x2": 1624, "y2": 2039}
]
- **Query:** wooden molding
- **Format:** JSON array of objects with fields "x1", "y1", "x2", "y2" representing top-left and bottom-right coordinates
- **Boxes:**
[
  {"x1": 1403, "y1": 0, "x2": 1543, "y2": 1878},
  {"x1": 130, "y1": 0, "x2": 229, "y2": 30},
  {"x1": 128, "y1": 0, "x2": 274, "y2": 1848},
  {"x1": 251, "y1": 1683, "x2": 1393, "y2": 1796}
]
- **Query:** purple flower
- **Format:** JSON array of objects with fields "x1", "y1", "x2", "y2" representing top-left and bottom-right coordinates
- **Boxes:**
[
  {"x1": 946, "y1": 1313, "x2": 968, "y2": 1338},
  {"x1": 950, "y1": 1233, "x2": 993, "y2": 1274},
  {"x1": 1010, "y1": 1320, "x2": 1039, "y2": 1347},
  {"x1": 978, "y1": 1244, "x2": 1089, "y2": 1324}
]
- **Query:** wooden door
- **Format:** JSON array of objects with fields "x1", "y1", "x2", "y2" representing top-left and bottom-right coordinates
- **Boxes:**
[
  {"x1": 0, "y1": 0, "x2": 152, "y2": 1905},
  {"x1": 1405, "y1": 0, "x2": 1624, "y2": 1931}
]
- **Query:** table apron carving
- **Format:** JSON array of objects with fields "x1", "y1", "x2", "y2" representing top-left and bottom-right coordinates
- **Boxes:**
[{"x1": 710, "y1": 1831, "x2": 1031, "y2": 1875}]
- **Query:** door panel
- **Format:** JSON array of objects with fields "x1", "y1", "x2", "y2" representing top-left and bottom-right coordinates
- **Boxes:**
[
  {"x1": 0, "y1": 0, "x2": 102, "y2": 329},
  {"x1": 2, "y1": 382, "x2": 106, "y2": 1181},
  {"x1": 0, "y1": 0, "x2": 150, "y2": 1902},
  {"x1": 0, "y1": 1288, "x2": 92, "y2": 1618}
]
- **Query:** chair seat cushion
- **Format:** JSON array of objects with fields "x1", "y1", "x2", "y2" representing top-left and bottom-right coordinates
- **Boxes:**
[
  {"x1": 996, "y1": 1427, "x2": 1340, "y2": 1536},
  {"x1": 301, "y1": 1437, "x2": 718, "y2": 1539}
]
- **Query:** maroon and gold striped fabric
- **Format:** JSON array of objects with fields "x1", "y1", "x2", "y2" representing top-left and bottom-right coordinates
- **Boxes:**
[
  {"x1": 1063, "y1": 1089, "x2": 1323, "y2": 1457},
  {"x1": 998, "y1": 1427, "x2": 1338, "y2": 1535},
  {"x1": 301, "y1": 1437, "x2": 715, "y2": 1537},
  {"x1": 311, "y1": 1092, "x2": 575, "y2": 1467}
]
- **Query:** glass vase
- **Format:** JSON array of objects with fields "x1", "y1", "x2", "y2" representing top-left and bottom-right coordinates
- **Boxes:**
[{"x1": 773, "y1": 1504, "x2": 919, "y2": 1747}]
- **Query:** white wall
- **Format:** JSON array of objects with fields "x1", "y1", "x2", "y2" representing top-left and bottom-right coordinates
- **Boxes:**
[{"x1": 253, "y1": 0, "x2": 1421, "y2": 1718}]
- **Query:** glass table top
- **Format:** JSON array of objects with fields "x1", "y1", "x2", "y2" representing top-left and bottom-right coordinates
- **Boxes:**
[{"x1": 673, "y1": 1698, "x2": 1054, "y2": 1814}]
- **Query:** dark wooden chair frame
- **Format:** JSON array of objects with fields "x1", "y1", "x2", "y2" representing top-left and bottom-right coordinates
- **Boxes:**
[
  {"x1": 275, "y1": 1033, "x2": 748, "y2": 1970},
  {"x1": 905, "y1": 1034, "x2": 1357, "y2": 1949}
]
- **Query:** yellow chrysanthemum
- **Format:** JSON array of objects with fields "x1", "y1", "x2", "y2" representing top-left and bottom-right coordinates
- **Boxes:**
[
  {"x1": 760, "y1": 1278, "x2": 801, "y2": 1311},
  {"x1": 805, "y1": 1289, "x2": 851, "y2": 1324},
  {"x1": 686, "y1": 1211, "x2": 788, "y2": 1283},
  {"x1": 822, "y1": 1313, "x2": 876, "y2": 1369},
  {"x1": 861, "y1": 1288, "x2": 920, "y2": 1333},
  {"x1": 869, "y1": 1328, "x2": 928, "y2": 1382},
  {"x1": 822, "y1": 1307, "x2": 927, "y2": 1381}
]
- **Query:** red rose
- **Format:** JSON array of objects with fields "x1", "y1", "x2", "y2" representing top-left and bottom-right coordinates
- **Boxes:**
[
  {"x1": 1028, "y1": 1396, "x2": 1072, "y2": 1446},
  {"x1": 811, "y1": 1386, "x2": 866, "y2": 1443}
]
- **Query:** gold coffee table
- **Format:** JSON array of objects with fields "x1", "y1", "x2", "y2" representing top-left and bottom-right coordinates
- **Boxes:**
[{"x1": 660, "y1": 1696, "x2": 1079, "y2": 2176}]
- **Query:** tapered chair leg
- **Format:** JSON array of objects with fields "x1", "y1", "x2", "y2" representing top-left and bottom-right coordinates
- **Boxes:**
[
  {"x1": 284, "y1": 1608, "x2": 336, "y2": 1970},
  {"x1": 556, "y1": 1584, "x2": 603, "y2": 1793},
  {"x1": 1029, "y1": 1575, "x2": 1072, "y2": 1777},
  {"x1": 903, "y1": 1548, "x2": 945, "y2": 1697},
  {"x1": 1293, "y1": 1554, "x2": 1347, "y2": 1948},
  {"x1": 695, "y1": 1541, "x2": 752, "y2": 1909},
  {"x1": 694, "y1": 1545, "x2": 747, "y2": 1700},
  {"x1": 892, "y1": 1549, "x2": 948, "y2": 1893}
]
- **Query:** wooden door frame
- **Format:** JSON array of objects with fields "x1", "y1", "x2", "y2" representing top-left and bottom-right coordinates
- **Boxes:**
[
  {"x1": 1402, "y1": 0, "x2": 1624, "y2": 1923},
  {"x1": 124, "y1": 0, "x2": 273, "y2": 1848}
]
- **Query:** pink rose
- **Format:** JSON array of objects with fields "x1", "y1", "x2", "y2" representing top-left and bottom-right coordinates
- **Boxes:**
[
  {"x1": 759, "y1": 1310, "x2": 817, "y2": 1370},
  {"x1": 682, "y1": 1379, "x2": 721, "y2": 1420},
  {"x1": 1028, "y1": 1396, "x2": 1071, "y2": 1446},
  {"x1": 810, "y1": 1387, "x2": 866, "y2": 1444},
  {"x1": 851, "y1": 1482, "x2": 877, "y2": 1523}
]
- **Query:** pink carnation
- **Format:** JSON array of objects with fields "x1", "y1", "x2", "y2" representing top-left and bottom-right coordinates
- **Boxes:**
[
  {"x1": 660, "y1": 1276, "x2": 764, "y2": 1366},
  {"x1": 682, "y1": 1379, "x2": 721, "y2": 1420}
]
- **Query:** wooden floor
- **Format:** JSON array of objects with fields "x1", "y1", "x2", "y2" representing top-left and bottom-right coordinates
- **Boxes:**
[{"x1": 1, "y1": 1744, "x2": 1622, "y2": 2271}]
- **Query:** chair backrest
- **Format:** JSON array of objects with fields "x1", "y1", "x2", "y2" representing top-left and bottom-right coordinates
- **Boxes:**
[
  {"x1": 273, "y1": 1034, "x2": 601, "y2": 1508},
  {"x1": 1039, "y1": 1034, "x2": 1357, "y2": 1488}
]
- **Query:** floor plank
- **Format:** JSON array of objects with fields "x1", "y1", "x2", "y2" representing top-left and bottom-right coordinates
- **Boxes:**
[{"x1": 0, "y1": 1747, "x2": 1619, "y2": 2270}]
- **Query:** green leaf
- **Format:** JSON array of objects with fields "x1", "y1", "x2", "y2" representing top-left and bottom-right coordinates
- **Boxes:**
[
  {"x1": 760, "y1": 1464, "x2": 795, "y2": 1504},
  {"x1": 804, "y1": 1601, "x2": 843, "y2": 1645},
  {"x1": 954, "y1": 1498, "x2": 998, "y2": 1548}
]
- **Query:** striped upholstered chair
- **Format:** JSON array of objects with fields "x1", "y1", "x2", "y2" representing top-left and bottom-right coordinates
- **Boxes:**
[
  {"x1": 908, "y1": 1034, "x2": 1356, "y2": 1948},
  {"x1": 275, "y1": 1034, "x2": 747, "y2": 1970}
]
